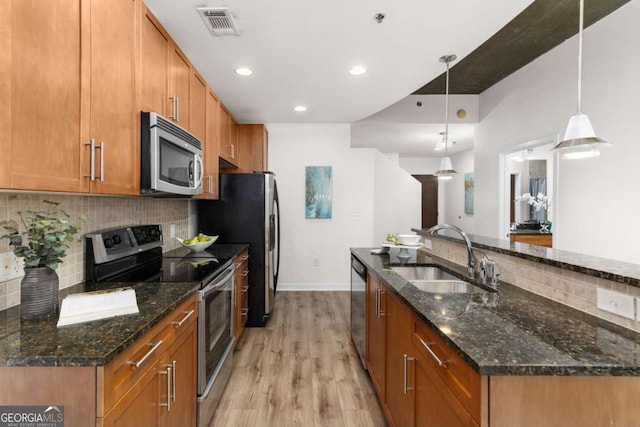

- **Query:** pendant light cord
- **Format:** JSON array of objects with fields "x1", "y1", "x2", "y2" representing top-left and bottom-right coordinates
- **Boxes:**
[
  {"x1": 577, "y1": 0, "x2": 584, "y2": 114},
  {"x1": 444, "y1": 58, "x2": 450, "y2": 157}
]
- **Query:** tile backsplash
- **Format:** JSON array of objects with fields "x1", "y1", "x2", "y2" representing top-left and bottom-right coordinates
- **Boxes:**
[
  {"x1": 422, "y1": 237, "x2": 640, "y2": 333},
  {"x1": 0, "y1": 193, "x2": 190, "y2": 311}
]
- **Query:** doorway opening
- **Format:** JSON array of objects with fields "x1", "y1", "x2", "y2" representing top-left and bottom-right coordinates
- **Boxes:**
[{"x1": 413, "y1": 175, "x2": 438, "y2": 229}]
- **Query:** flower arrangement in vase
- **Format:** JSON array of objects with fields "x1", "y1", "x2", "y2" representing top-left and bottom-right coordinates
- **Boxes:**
[
  {"x1": 0, "y1": 200, "x2": 86, "y2": 319},
  {"x1": 515, "y1": 192, "x2": 552, "y2": 233}
]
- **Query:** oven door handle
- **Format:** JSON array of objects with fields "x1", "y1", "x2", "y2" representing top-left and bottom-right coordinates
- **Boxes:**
[{"x1": 200, "y1": 266, "x2": 234, "y2": 299}]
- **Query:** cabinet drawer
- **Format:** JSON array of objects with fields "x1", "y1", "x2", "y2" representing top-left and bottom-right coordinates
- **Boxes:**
[
  {"x1": 412, "y1": 317, "x2": 481, "y2": 422},
  {"x1": 102, "y1": 296, "x2": 197, "y2": 413}
]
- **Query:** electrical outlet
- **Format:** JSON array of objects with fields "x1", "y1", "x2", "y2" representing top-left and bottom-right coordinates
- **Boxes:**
[
  {"x1": 0, "y1": 252, "x2": 24, "y2": 282},
  {"x1": 597, "y1": 288, "x2": 634, "y2": 320},
  {"x1": 313, "y1": 257, "x2": 319, "y2": 267},
  {"x1": 423, "y1": 239, "x2": 432, "y2": 250},
  {"x1": 170, "y1": 224, "x2": 176, "y2": 239}
]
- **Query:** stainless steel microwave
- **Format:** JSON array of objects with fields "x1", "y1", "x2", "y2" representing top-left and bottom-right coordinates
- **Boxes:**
[{"x1": 141, "y1": 112, "x2": 203, "y2": 196}]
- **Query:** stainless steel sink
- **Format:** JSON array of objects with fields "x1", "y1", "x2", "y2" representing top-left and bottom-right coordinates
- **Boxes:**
[
  {"x1": 410, "y1": 280, "x2": 486, "y2": 294},
  {"x1": 390, "y1": 266, "x2": 458, "y2": 281},
  {"x1": 390, "y1": 266, "x2": 487, "y2": 294}
]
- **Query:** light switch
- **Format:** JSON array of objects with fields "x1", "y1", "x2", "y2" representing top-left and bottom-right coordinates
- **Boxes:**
[{"x1": 597, "y1": 288, "x2": 634, "y2": 320}]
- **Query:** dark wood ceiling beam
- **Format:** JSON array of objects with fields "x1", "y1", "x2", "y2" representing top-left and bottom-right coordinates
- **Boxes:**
[{"x1": 414, "y1": 0, "x2": 632, "y2": 95}]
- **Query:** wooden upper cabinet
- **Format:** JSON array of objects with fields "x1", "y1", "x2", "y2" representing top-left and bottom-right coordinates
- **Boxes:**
[
  {"x1": 140, "y1": 6, "x2": 169, "y2": 116},
  {"x1": 6, "y1": 0, "x2": 89, "y2": 192},
  {"x1": 167, "y1": 46, "x2": 191, "y2": 128},
  {"x1": 195, "y1": 89, "x2": 221, "y2": 200},
  {"x1": 218, "y1": 106, "x2": 233, "y2": 165},
  {"x1": 5, "y1": 0, "x2": 138, "y2": 195},
  {"x1": 230, "y1": 124, "x2": 269, "y2": 173},
  {"x1": 89, "y1": 0, "x2": 139, "y2": 195},
  {"x1": 189, "y1": 71, "x2": 207, "y2": 142}
]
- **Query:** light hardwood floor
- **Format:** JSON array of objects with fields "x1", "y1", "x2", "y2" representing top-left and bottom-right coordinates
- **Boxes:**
[{"x1": 210, "y1": 291, "x2": 387, "y2": 427}]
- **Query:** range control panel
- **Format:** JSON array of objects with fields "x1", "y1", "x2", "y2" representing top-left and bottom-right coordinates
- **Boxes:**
[{"x1": 86, "y1": 225, "x2": 163, "y2": 264}]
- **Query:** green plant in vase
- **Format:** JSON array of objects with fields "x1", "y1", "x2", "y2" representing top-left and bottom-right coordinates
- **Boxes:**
[{"x1": 0, "y1": 200, "x2": 87, "y2": 319}]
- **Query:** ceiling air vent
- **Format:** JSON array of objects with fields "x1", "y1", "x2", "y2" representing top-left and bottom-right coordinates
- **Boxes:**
[{"x1": 197, "y1": 7, "x2": 239, "y2": 36}]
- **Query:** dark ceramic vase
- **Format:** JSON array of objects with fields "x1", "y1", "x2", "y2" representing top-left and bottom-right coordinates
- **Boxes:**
[{"x1": 20, "y1": 267, "x2": 59, "y2": 319}]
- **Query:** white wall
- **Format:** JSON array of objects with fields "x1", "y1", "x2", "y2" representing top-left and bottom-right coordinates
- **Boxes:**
[
  {"x1": 267, "y1": 124, "x2": 422, "y2": 290},
  {"x1": 474, "y1": 0, "x2": 640, "y2": 263},
  {"x1": 373, "y1": 151, "x2": 421, "y2": 243},
  {"x1": 441, "y1": 149, "x2": 475, "y2": 231}
]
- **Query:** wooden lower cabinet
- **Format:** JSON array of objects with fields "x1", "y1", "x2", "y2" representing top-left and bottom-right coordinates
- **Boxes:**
[
  {"x1": 101, "y1": 295, "x2": 198, "y2": 427},
  {"x1": 366, "y1": 273, "x2": 386, "y2": 401},
  {"x1": 384, "y1": 290, "x2": 414, "y2": 427},
  {"x1": 233, "y1": 249, "x2": 250, "y2": 346}
]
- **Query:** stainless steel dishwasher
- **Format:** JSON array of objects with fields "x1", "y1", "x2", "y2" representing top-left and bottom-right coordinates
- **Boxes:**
[{"x1": 351, "y1": 255, "x2": 367, "y2": 368}]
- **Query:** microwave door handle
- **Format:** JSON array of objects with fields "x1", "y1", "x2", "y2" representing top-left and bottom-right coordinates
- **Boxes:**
[{"x1": 193, "y1": 154, "x2": 204, "y2": 190}]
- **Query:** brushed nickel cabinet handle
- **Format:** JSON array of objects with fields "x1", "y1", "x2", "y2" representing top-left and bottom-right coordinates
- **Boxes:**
[
  {"x1": 403, "y1": 354, "x2": 414, "y2": 394},
  {"x1": 242, "y1": 285, "x2": 249, "y2": 293},
  {"x1": 128, "y1": 341, "x2": 163, "y2": 368},
  {"x1": 85, "y1": 139, "x2": 95, "y2": 180},
  {"x1": 241, "y1": 308, "x2": 249, "y2": 316},
  {"x1": 419, "y1": 338, "x2": 448, "y2": 367},
  {"x1": 171, "y1": 360, "x2": 177, "y2": 402},
  {"x1": 171, "y1": 310, "x2": 195, "y2": 328},
  {"x1": 160, "y1": 365, "x2": 172, "y2": 411},
  {"x1": 176, "y1": 96, "x2": 180, "y2": 122},
  {"x1": 98, "y1": 141, "x2": 104, "y2": 182}
]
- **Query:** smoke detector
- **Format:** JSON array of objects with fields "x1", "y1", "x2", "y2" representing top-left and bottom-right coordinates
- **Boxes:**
[{"x1": 197, "y1": 7, "x2": 239, "y2": 36}]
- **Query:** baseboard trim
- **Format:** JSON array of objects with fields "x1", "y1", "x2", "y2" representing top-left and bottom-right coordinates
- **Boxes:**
[{"x1": 277, "y1": 283, "x2": 350, "y2": 291}]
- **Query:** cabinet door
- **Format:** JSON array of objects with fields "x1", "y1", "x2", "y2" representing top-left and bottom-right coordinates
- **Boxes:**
[
  {"x1": 415, "y1": 352, "x2": 478, "y2": 427},
  {"x1": 233, "y1": 250, "x2": 250, "y2": 345},
  {"x1": 89, "y1": 0, "x2": 138, "y2": 195},
  {"x1": 102, "y1": 360, "x2": 161, "y2": 427},
  {"x1": 366, "y1": 273, "x2": 386, "y2": 401},
  {"x1": 140, "y1": 7, "x2": 168, "y2": 115},
  {"x1": 385, "y1": 290, "x2": 414, "y2": 427},
  {"x1": 196, "y1": 89, "x2": 221, "y2": 199},
  {"x1": 229, "y1": 116, "x2": 239, "y2": 163},
  {"x1": 167, "y1": 46, "x2": 190, "y2": 127},
  {"x1": 233, "y1": 124, "x2": 268, "y2": 173},
  {"x1": 189, "y1": 71, "x2": 207, "y2": 142},
  {"x1": 160, "y1": 320, "x2": 197, "y2": 427},
  {"x1": 7, "y1": 0, "x2": 89, "y2": 192},
  {"x1": 218, "y1": 106, "x2": 232, "y2": 164}
]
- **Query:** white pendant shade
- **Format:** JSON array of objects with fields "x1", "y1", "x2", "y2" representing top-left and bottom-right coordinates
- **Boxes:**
[
  {"x1": 434, "y1": 156, "x2": 456, "y2": 180},
  {"x1": 553, "y1": 113, "x2": 611, "y2": 159}
]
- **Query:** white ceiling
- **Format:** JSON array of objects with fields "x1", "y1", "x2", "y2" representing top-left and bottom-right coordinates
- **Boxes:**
[{"x1": 144, "y1": 0, "x2": 533, "y2": 129}]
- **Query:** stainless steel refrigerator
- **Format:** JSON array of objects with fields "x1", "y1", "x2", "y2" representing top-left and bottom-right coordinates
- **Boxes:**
[{"x1": 197, "y1": 172, "x2": 280, "y2": 326}]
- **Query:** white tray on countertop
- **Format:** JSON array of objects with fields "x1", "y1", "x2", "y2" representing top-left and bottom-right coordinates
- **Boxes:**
[{"x1": 57, "y1": 287, "x2": 139, "y2": 327}]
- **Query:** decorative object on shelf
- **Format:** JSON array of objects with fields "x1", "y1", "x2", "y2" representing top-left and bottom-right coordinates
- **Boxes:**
[
  {"x1": 464, "y1": 172, "x2": 474, "y2": 214},
  {"x1": 515, "y1": 193, "x2": 552, "y2": 233},
  {"x1": 552, "y1": 0, "x2": 611, "y2": 159},
  {"x1": 305, "y1": 166, "x2": 332, "y2": 219},
  {"x1": 434, "y1": 54, "x2": 458, "y2": 180},
  {"x1": 0, "y1": 200, "x2": 86, "y2": 319}
]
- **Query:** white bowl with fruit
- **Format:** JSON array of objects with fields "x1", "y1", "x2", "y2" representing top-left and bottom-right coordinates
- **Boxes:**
[{"x1": 176, "y1": 233, "x2": 218, "y2": 252}]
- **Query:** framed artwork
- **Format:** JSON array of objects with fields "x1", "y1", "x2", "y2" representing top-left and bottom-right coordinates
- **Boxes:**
[
  {"x1": 305, "y1": 166, "x2": 332, "y2": 218},
  {"x1": 464, "y1": 172, "x2": 474, "y2": 215}
]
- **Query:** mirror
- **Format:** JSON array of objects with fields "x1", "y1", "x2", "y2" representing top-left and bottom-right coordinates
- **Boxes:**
[{"x1": 498, "y1": 135, "x2": 559, "y2": 244}]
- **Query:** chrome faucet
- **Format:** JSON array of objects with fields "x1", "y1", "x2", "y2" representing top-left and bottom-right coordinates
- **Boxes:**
[{"x1": 427, "y1": 224, "x2": 477, "y2": 276}]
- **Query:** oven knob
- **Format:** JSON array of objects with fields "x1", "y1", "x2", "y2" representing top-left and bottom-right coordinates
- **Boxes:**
[
  {"x1": 112, "y1": 235, "x2": 122, "y2": 245},
  {"x1": 150, "y1": 228, "x2": 159, "y2": 237},
  {"x1": 104, "y1": 238, "x2": 114, "y2": 248}
]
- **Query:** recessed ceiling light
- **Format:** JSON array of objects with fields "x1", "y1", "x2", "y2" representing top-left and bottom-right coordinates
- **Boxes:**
[
  {"x1": 294, "y1": 105, "x2": 307, "y2": 112},
  {"x1": 234, "y1": 67, "x2": 253, "y2": 76},
  {"x1": 348, "y1": 66, "x2": 367, "y2": 76}
]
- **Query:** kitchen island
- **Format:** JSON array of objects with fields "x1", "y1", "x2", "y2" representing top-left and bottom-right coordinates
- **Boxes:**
[{"x1": 352, "y1": 247, "x2": 640, "y2": 426}]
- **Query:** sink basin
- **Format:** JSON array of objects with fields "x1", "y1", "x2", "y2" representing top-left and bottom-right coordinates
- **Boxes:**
[
  {"x1": 390, "y1": 266, "x2": 458, "y2": 281},
  {"x1": 410, "y1": 280, "x2": 486, "y2": 294},
  {"x1": 390, "y1": 266, "x2": 488, "y2": 294}
]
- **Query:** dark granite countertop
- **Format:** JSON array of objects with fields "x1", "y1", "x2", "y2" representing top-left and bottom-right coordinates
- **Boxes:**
[
  {"x1": 0, "y1": 243, "x2": 248, "y2": 367},
  {"x1": 0, "y1": 281, "x2": 198, "y2": 367},
  {"x1": 413, "y1": 228, "x2": 640, "y2": 289},
  {"x1": 352, "y1": 248, "x2": 640, "y2": 376}
]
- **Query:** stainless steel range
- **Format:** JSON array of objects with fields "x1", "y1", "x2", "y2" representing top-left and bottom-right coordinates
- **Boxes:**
[{"x1": 85, "y1": 225, "x2": 235, "y2": 426}]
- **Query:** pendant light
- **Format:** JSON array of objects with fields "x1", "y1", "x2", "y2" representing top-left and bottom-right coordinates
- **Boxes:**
[
  {"x1": 552, "y1": 0, "x2": 611, "y2": 159},
  {"x1": 434, "y1": 54, "x2": 457, "y2": 180}
]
